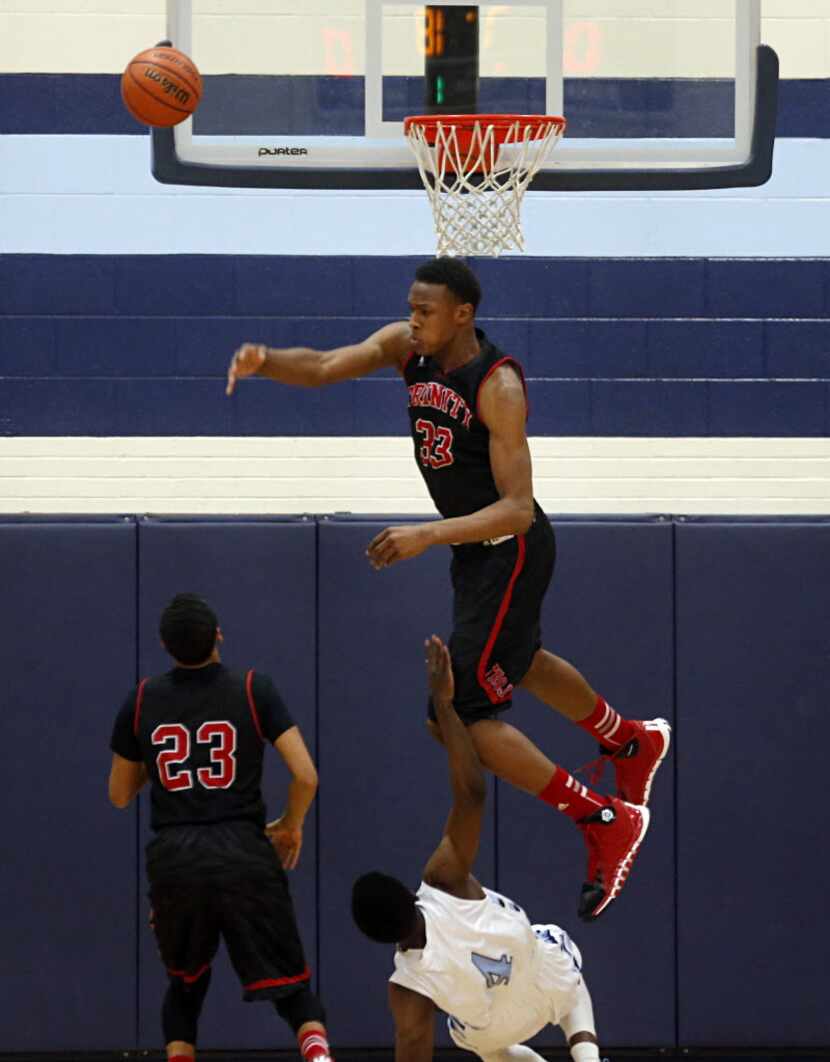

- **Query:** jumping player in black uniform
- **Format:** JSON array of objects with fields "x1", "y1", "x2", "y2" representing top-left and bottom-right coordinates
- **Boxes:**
[
  {"x1": 108, "y1": 594, "x2": 334, "y2": 1062},
  {"x1": 225, "y1": 258, "x2": 671, "y2": 921}
]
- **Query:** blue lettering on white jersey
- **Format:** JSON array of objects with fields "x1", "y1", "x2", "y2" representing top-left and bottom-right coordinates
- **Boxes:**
[{"x1": 471, "y1": 951, "x2": 513, "y2": 988}]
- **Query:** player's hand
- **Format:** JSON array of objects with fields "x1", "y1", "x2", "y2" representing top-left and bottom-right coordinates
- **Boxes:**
[
  {"x1": 266, "y1": 816, "x2": 303, "y2": 870},
  {"x1": 366, "y1": 524, "x2": 432, "y2": 570},
  {"x1": 226, "y1": 343, "x2": 267, "y2": 396},
  {"x1": 425, "y1": 634, "x2": 454, "y2": 706}
]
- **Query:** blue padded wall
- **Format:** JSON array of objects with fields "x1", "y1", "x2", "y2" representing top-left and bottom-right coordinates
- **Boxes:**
[
  {"x1": 317, "y1": 519, "x2": 497, "y2": 1048},
  {"x1": 496, "y1": 518, "x2": 676, "y2": 1048},
  {"x1": 675, "y1": 520, "x2": 830, "y2": 1046},
  {"x1": 2, "y1": 515, "x2": 826, "y2": 1052},
  {"x1": 0, "y1": 519, "x2": 137, "y2": 1050},
  {"x1": 135, "y1": 518, "x2": 317, "y2": 1051},
  {"x1": 3, "y1": 256, "x2": 830, "y2": 439}
]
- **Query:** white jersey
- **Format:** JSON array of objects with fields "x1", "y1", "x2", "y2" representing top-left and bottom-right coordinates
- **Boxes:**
[{"x1": 389, "y1": 882, "x2": 582, "y2": 1051}]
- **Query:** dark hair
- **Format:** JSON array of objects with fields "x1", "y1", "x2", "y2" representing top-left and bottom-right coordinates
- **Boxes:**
[
  {"x1": 352, "y1": 872, "x2": 418, "y2": 943},
  {"x1": 414, "y1": 257, "x2": 482, "y2": 311},
  {"x1": 159, "y1": 593, "x2": 218, "y2": 666}
]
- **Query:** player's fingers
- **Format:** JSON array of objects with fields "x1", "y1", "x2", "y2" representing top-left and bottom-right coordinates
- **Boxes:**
[
  {"x1": 367, "y1": 529, "x2": 389, "y2": 553},
  {"x1": 226, "y1": 354, "x2": 239, "y2": 396}
]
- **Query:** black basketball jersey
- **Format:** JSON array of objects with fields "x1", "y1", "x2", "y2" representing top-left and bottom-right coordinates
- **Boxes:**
[
  {"x1": 110, "y1": 663, "x2": 294, "y2": 831},
  {"x1": 404, "y1": 329, "x2": 529, "y2": 520}
]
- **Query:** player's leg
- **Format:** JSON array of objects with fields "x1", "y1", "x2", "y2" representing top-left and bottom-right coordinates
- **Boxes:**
[
  {"x1": 218, "y1": 825, "x2": 334, "y2": 1060},
  {"x1": 275, "y1": 990, "x2": 332, "y2": 1061},
  {"x1": 148, "y1": 874, "x2": 220, "y2": 1061},
  {"x1": 162, "y1": 968, "x2": 212, "y2": 1061},
  {"x1": 468, "y1": 716, "x2": 649, "y2": 920},
  {"x1": 478, "y1": 511, "x2": 670, "y2": 808},
  {"x1": 436, "y1": 535, "x2": 649, "y2": 920},
  {"x1": 521, "y1": 648, "x2": 671, "y2": 808}
]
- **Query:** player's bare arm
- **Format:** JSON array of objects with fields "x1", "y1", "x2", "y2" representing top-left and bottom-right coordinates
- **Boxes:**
[
  {"x1": 421, "y1": 636, "x2": 487, "y2": 899},
  {"x1": 266, "y1": 725, "x2": 318, "y2": 871},
  {"x1": 108, "y1": 753, "x2": 148, "y2": 808},
  {"x1": 366, "y1": 365, "x2": 534, "y2": 569},
  {"x1": 226, "y1": 320, "x2": 412, "y2": 395},
  {"x1": 389, "y1": 982, "x2": 435, "y2": 1062}
]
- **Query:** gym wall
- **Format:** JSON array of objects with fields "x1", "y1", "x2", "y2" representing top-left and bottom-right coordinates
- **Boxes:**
[
  {"x1": 0, "y1": 3, "x2": 827, "y2": 1053},
  {"x1": 1, "y1": 515, "x2": 827, "y2": 1052}
]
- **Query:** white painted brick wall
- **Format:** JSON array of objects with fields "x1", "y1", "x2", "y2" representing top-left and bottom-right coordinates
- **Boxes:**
[{"x1": 1, "y1": 437, "x2": 828, "y2": 515}]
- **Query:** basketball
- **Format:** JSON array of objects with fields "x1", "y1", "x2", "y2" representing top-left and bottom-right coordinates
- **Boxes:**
[{"x1": 121, "y1": 46, "x2": 202, "y2": 128}]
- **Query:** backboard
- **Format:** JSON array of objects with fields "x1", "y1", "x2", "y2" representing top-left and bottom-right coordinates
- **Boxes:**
[{"x1": 152, "y1": 0, "x2": 778, "y2": 191}]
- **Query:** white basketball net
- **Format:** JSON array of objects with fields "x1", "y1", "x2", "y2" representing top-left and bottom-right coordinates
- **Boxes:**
[{"x1": 405, "y1": 116, "x2": 566, "y2": 257}]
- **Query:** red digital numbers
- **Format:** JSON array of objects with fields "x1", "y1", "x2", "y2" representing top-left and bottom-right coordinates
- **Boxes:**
[
  {"x1": 415, "y1": 418, "x2": 454, "y2": 469},
  {"x1": 425, "y1": 7, "x2": 445, "y2": 58},
  {"x1": 151, "y1": 721, "x2": 238, "y2": 792}
]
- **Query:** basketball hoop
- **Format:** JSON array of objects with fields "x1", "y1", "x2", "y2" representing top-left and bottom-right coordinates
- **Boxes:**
[{"x1": 404, "y1": 113, "x2": 566, "y2": 257}]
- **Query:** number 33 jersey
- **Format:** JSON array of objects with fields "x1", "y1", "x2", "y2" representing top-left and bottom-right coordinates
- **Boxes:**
[
  {"x1": 404, "y1": 330, "x2": 530, "y2": 520},
  {"x1": 390, "y1": 882, "x2": 583, "y2": 1046},
  {"x1": 110, "y1": 664, "x2": 295, "y2": 831}
]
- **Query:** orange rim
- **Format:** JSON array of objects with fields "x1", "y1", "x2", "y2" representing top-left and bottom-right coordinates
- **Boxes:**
[{"x1": 403, "y1": 113, "x2": 567, "y2": 146}]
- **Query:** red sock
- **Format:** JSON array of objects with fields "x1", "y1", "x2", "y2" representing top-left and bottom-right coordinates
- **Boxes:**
[
  {"x1": 577, "y1": 695, "x2": 635, "y2": 750},
  {"x1": 299, "y1": 1026, "x2": 332, "y2": 1060},
  {"x1": 538, "y1": 767, "x2": 605, "y2": 821}
]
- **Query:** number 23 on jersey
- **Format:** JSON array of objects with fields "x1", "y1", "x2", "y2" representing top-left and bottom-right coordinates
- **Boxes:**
[{"x1": 151, "y1": 721, "x2": 237, "y2": 791}]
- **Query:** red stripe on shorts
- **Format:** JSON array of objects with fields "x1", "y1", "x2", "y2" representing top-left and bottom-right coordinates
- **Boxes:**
[
  {"x1": 245, "y1": 966, "x2": 311, "y2": 992},
  {"x1": 168, "y1": 963, "x2": 210, "y2": 984},
  {"x1": 476, "y1": 535, "x2": 527, "y2": 705}
]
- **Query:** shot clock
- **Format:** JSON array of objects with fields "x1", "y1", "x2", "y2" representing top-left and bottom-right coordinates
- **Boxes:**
[{"x1": 424, "y1": 6, "x2": 479, "y2": 115}]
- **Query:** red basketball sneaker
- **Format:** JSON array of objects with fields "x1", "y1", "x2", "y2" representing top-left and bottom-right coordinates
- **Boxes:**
[
  {"x1": 576, "y1": 798, "x2": 650, "y2": 921},
  {"x1": 606, "y1": 718, "x2": 671, "y2": 806}
]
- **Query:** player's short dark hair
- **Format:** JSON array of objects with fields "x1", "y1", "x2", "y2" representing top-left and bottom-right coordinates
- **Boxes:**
[
  {"x1": 415, "y1": 257, "x2": 482, "y2": 311},
  {"x1": 351, "y1": 872, "x2": 418, "y2": 943},
  {"x1": 159, "y1": 593, "x2": 218, "y2": 666}
]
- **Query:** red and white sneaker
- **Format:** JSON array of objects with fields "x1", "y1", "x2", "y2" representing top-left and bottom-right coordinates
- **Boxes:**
[
  {"x1": 604, "y1": 718, "x2": 671, "y2": 806},
  {"x1": 576, "y1": 798, "x2": 650, "y2": 921}
]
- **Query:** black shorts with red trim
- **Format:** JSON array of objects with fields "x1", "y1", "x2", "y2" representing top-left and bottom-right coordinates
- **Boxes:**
[
  {"x1": 429, "y1": 508, "x2": 556, "y2": 725},
  {"x1": 146, "y1": 820, "x2": 309, "y2": 1003}
]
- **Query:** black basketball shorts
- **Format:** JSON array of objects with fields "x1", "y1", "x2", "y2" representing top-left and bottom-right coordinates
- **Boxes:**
[
  {"x1": 146, "y1": 821, "x2": 310, "y2": 1003},
  {"x1": 429, "y1": 511, "x2": 556, "y2": 726}
]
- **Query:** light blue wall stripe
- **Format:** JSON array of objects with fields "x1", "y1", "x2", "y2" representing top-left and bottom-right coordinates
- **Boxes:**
[{"x1": 1, "y1": 138, "x2": 829, "y2": 257}]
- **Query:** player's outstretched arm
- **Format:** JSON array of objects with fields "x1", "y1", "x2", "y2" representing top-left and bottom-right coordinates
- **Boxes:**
[
  {"x1": 421, "y1": 636, "x2": 487, "y2": 892},
  {"x1": 267, "y1": 726, "x2": 318, "y2": 870},
  {"x1": 389, "y1": 982, "x2": 435, "y2": 1062},
  {"x1": 226, "y1": 320, "x2": 412, "y2": 394}
]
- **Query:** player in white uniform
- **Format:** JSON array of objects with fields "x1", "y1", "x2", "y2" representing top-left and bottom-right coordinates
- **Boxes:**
[{"x1": 351, "y1": 636, "x2": 602, "y2": 1062}]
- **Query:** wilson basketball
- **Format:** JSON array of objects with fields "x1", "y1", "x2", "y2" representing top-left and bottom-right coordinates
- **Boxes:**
[{"x1": 121, "y1": 46, "x2": 202, "y2": 128}]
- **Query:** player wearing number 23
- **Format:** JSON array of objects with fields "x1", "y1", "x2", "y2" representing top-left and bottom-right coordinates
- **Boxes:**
[
  {"x1": 227, "y1": 257, "x2": 669, "y2": 923},
  {"x1": 108, "y1": 593, "x2": 335, "y2": 1062}
]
